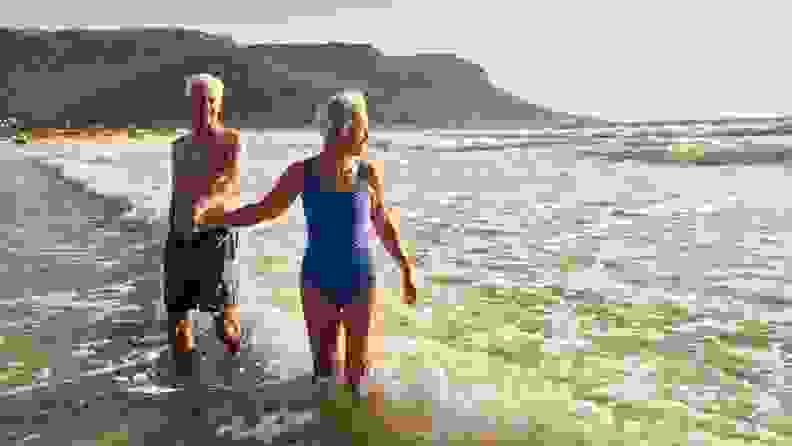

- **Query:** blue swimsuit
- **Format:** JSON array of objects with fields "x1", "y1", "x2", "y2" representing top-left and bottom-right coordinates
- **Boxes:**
[{"x1": 299, "y1": 155, "x2": 375, "y2": 304}]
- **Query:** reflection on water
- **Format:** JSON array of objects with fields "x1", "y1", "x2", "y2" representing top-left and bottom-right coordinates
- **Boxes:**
[{"x1": 3, "y1": 131, "x2": 792, "y2": 443}]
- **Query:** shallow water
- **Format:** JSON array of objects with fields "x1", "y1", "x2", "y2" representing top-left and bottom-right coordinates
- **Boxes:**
[{"x1": 3, "y1": 130, "x2": 792, "y2": 444}]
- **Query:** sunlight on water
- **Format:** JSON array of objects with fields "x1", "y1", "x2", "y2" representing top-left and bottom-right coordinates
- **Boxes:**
[{"x1": 5, "y1": 129, "x2": 792, "y2": 444}]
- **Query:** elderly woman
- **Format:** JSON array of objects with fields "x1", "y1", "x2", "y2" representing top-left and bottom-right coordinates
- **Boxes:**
[
  {"x1": 164, "y1": 73, "x2": 244, "y2": 373},
  {"x1": 201, "y1": 90, "x2": 416, "y2": 393}
]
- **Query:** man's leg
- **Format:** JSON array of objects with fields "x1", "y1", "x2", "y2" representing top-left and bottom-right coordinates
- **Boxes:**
[
  {"x1": 210, "y1": 303, "x2": 241, "y2": 355},
  {"x1": 217, "y1": 231, "x2": 242, "y2": 351},
  {"x1": 164, "y1": 264, "x2": 195, "y2": 355},
  {"x1": 168, "y1": 309, "x2": 194, "y2": 353},
  {"x1": 222, "y1": 303, "x2": 241, "y2": 338},
  {"x1": 166, "y1": 305, "x2": 199, "y2": 378}
]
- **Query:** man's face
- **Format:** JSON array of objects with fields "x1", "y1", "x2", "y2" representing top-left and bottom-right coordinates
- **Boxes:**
[
  {"x1": 207, "y1": 96, "x2": 223, "y2": 127},
  {"x1": 349, "y1": 111, "x2": 369, "y2": 156}
]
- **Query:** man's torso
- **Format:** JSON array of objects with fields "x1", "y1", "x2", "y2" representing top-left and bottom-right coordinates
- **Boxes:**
[{"x1": 169, "y1": 131, "x2": 241, "y2": 235}]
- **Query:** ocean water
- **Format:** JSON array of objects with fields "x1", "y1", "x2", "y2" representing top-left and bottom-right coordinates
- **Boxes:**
[{"x1": 3, "y1": 129, "x2": 792, "y2": 444}]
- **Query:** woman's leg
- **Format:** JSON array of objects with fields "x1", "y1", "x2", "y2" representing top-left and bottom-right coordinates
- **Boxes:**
[
  {"x1": 336, "y1": 316, "x2": 346, "y2": 378},
  {"x1": 339, "y1": 286, "x2": 379, "y2": 386},
  {"x1": 353, "y1": 287, "x2": 434, "y2": 433},
  {"x1": 301, "y1": 285, "x2": 342, "y2": 379}
]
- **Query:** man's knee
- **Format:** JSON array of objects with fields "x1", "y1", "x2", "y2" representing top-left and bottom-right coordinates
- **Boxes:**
[
  {"x1": 171, "y1": 317, "x2": 192, "y2": 333},
  {"x1": 170, "y1": 317, "x2": 194, "y2": 353},
  {"x1": 219, "y1": 304, "x2": 241, "y2": 337},
  {"x1": 223, "y1": 304, "x2": 240, "y2": 320}
]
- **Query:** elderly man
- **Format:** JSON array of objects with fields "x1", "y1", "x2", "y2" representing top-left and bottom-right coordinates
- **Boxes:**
[{"x1": 163, "y1": 73, "x2": 243, "y2": 373}]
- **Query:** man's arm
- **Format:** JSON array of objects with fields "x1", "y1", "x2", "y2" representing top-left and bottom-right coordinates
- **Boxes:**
[
  {"x1": 368, "y1": 161, "x2": 412, "y2": 269},
  {"x1": 202, "y1": 160, "x2": 305, "y2": 227}
]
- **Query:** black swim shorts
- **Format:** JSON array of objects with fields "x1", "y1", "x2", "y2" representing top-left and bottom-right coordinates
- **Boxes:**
[{"x1": 163, "y1": 227, "x2": 240, "y2": 314}]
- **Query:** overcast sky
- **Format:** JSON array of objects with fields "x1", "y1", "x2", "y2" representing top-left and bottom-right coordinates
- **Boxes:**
[{"x1": 4, "y1": 0, "x2": 791, "y2": 122}]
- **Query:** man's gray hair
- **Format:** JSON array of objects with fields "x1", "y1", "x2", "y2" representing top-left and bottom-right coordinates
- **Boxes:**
[
  {"x1": 185, "y1": 73, "x2": 224, "y2": 97},
  {"x1": 318, "y1": 90, "x2": 367, "y2": 144}
]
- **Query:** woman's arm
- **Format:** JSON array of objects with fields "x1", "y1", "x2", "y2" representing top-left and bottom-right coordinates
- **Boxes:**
[
  {"x1": 202, "y1": 160, "x2": 305, "y2": 227},
  {"x1": 368, "y1": 161, "x2": 412, "y2": 269}
]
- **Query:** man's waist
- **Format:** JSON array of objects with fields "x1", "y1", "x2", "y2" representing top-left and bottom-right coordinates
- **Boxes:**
[{"x1": 168, "y1": 225, "x2": 236, "y2": 241}]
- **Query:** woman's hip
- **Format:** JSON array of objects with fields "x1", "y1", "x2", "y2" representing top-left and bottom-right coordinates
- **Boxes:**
[
  {"x1": 300, "y1": 252, "x2": 373, "y2": 284},
  {"x1": 299, "y1": 270, "x2": 375, "y2": 304}
]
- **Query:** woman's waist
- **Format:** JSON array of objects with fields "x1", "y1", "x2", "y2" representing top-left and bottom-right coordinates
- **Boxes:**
[
  {"x1": 304, "y1": 239, "x2": 372, "y2": 253},
  {"x1": 305, "y1": 225, "x2": 370, "y2": 242},
  {"x1": 302, "y1": 245, "x2": 373, "y2": 264},
  {"x1": 300, "y1": 258, "x2": 374, "y2": 282}
]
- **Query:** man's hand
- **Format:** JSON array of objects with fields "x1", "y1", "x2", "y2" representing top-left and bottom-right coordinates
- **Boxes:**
[{"x1": 400, "y1": 263, "x2": 417, "y2": 306}]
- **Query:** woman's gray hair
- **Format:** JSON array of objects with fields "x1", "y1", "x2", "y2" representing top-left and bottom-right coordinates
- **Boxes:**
[{"x1": 318, "y1": 90, "x2": 367, "y2": 144}]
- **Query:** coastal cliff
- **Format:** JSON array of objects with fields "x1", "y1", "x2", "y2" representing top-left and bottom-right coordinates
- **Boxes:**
[{"x1": 0, "y1": 27, "x2": 599, "y2": 130}]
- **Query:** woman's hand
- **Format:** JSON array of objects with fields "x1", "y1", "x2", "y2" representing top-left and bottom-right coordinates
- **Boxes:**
[{"x1": 400, "y1": 263, "x2": 417, "y2": 306}]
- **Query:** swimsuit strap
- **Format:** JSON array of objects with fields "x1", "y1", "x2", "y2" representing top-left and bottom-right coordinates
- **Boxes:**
[{"x1": 304, "y1": 155, "x2": 368, "y2": 184}]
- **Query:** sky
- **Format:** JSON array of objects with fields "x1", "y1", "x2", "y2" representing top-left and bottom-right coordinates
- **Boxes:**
[{"x1": 4, "y1": 0, "x2": 792, "y2": 122}]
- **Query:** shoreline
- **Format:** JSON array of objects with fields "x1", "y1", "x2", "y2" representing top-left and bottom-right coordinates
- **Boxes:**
[
  {"x1": 22, "y1": 128, "x2": 182, "y2": 145},
  {"x1": 28, "y1": 128, "x2": 131, "y2": 144}
]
